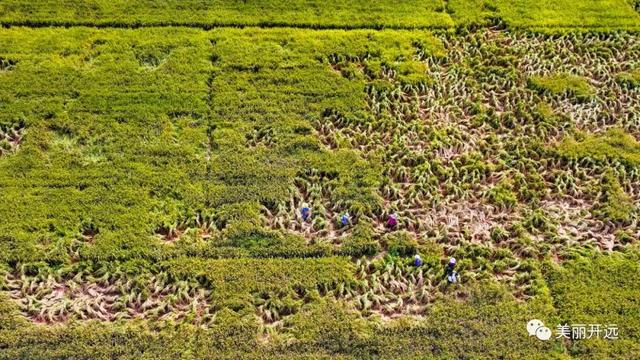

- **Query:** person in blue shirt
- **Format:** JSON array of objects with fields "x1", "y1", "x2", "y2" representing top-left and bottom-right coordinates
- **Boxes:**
[
  {"x1": 413, "y1": 254, "x2": 423, "y2": 267},
  {"x1": 300, "y1": 204, "x2": 311, "y2": 222},
  {"x1": 340, "y1": 213, "x2": 350, "y2": 227}
]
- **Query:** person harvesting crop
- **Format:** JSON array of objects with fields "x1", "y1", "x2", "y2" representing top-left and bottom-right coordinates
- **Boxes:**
[
  {"x1": 300, "y1": 204, "x2": 311, "y2": 222},
  {"x1": 386, "y1": 213, "x2": 398, "y2": 228},
  {"x1": 340, "y1": 213, "x2": 350, "y2": 227},
  {"x1": 446, "y1": 257, "x2": 458, "y2": 284}
]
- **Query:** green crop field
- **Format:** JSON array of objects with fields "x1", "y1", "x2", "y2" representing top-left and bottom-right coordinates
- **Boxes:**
[
  {"x1": 1, "y1": 0, "x2": 639, "y2": 29},
  {"x1": 0, "y1": 1, "x2": 639, "y2": 359}
]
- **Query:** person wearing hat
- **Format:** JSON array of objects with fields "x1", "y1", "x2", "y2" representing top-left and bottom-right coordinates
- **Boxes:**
[
  {"x1": 340, "y1": 213, "x2": 350, "y2": 227},
  {"x1": 386, "y1": 213, "x2": 398, "y2": 228},
  {"x1": 446, "y1": 257, "x2": 458, "y2": 283},
  {"x1": 413, "y1": 254, "x2": 423, "y2": 267}
]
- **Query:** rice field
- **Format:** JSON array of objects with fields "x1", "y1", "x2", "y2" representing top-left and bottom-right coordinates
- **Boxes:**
[{"x1": 0, "y1": 1, "x2": 639, "y2": 359}]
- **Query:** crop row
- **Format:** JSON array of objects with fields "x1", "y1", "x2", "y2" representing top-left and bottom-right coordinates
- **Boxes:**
[
  {"x1": 0, "y1": 257, "x2": 353, "y2": 326},
  {"x1": 0, "y1": 0, "x2": 639, "y2": 30}
]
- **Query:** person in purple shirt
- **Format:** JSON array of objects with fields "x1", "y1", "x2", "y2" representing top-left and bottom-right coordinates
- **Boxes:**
[{"x1": 386, "y1": 213, "x2": 398, "y2": 228}]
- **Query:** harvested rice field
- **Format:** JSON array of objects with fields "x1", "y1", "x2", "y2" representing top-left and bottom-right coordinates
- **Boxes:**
[{"x1": 0, "y1": 1, "x2": 639, "y2": 359}]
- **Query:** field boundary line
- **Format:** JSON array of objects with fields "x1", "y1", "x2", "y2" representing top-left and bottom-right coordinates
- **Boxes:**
[
  {"x1": 0, "y1": 20, "x2": 451, "y2": 31},
  {"x1": 1, "y1": 20, "x2": 640, "y2": 32}
]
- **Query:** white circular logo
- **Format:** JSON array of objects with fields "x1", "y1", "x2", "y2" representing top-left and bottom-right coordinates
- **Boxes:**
[
  {"x1": 536, "y1": 326, "x2": 552, "y2": 341},
  {"x1": 527, "y1": 319, "x2": 544, "y2": 336}
]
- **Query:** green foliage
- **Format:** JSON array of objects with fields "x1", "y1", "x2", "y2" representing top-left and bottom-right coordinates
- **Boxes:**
[
  {"x1": 288, "y1": 299, "x2": 372, "y2": 354},
  {"x1": 1, "y1": 0, "x2": 638, "y2": 30},
  {"x1": 449, "y1": 0, "x2": 640, "y2": 30},
  {"x1": 523, "y1": 209, "x2": 556, "y2": 234},
  {"x1": 528, "y1": 73, "x2": 595, "y2": 101},
  {"x1": 0, "y1": 0, "x2": 454, "y2": 28},
  {"x1": 0, "y1": 314, "x2": 262, "y2": 359},
  {"x1": 0, "y1": 27, "x2": 447, "y2": 262},
  {"x1": 383, "y1": 231, "x2": 418, "y2": 257},
  {"x1": 247, "y1": 234, "x2": 333, "y2": 258},
  {"x1": 485, "y1": 179, "x2": 518, "y2": 209},
  {"x1": 162, "y1": 257, "x2": 354, "y2": 301},
  {"x1": 354, "y1": 282, "x2": 561, "y2": 359},
  {"x1": 338, "y1": 223, "x2": 380, "y2": 257},
  {"x1": 546, "y1": 253, "x2": 640, "y2": 358},
  {"x1": 505, "y1": 0, "x2": 640, "y2": 29},
  {"x1": 556, "y1": 128, "x2": 640, "y2": 167},
  {"x1": 593, "y1": 171, "x2": 636, "y2": 224},
  {"x1": 447, "y1": 0, "x2": 498, "y2": 28},
  {"x1": 616, "y1": 69, "x2": 640, "y2": 88},
  {"x1": 0, "y1": 292, "x2": 25, "y2": 330}
]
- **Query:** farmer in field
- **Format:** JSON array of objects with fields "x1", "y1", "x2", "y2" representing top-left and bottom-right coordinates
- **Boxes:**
[
  {"x1": 386, "y1": 213, "x2": 398, "y2": 228},
  {"x1": 300, "y1": 203, "x2": 311, "y2": 222},
  {"x1": 340, "y1": 212, "x2": 350, "y2": 227},
  {"x1": 413, "y1": 254, "x2": 423, "y2": 267},
  {"x1": 446, "y1": 257, "x2": 458, "y2": 284}
]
